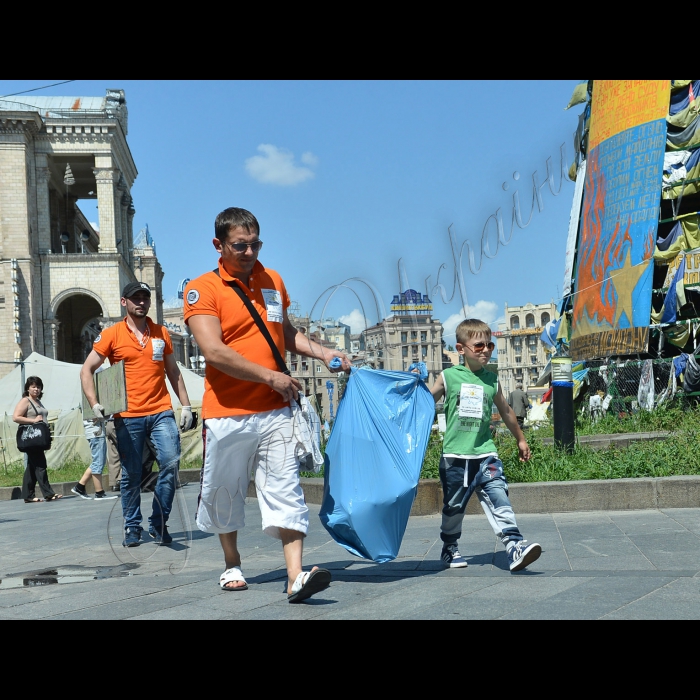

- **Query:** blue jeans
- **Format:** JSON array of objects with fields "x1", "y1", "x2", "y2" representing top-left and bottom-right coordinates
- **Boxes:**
[
  {"x1": 439, "y1": 455, "x2": 523, "y2": 548},
  {"x1": 115, "y1": 410, "x2": 181, "y2": 531}
]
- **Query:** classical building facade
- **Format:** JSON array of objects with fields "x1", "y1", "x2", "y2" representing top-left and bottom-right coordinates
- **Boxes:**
[
  {"x1": 0, "y1": 89, "x2": 163, "y2": 376},
  {"x1": 362, "y1": 289, "x2": 444, "y2": 387},
  {"x1": 319, "y1": 321, "x2": 351, "y2": 353},
  {"x1": 495, "y1": 301, "x2": 556, "y2": 397},
  {"x1": 162, "y1": 302, "x2": 192, "y2": 370},
  {"x1": 286, "y1": 314, "x2": 341, "y2": 423}
]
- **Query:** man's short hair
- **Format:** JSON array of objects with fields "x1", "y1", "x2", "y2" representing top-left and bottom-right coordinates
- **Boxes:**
[
  {"x1": 215, "y1": 207, "x2": 260, "y2": 242},
  {"x1": 455, "y1": 318, "x2": 492, "y2": 345},
  {"x1": 516, "y1": 382, "x2": 523, "y2": 389}
]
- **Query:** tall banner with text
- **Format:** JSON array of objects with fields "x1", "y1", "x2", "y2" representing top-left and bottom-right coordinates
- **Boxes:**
[{"x1": 570, "y1": 80, "x2": 670, "y2": 359}]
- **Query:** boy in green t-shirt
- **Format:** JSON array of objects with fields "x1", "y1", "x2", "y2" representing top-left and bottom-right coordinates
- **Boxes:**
[{"x1": 430, "y1": 318, "x2": 541, "y2": 572}]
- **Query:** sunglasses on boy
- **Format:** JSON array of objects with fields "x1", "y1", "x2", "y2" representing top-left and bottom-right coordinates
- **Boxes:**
[
  {"x1": 464, "y1": 341, "x2": 495, "y2": 353},
  {"x1": 225, "y1": 240, "x2": 264, "y2": 254}
]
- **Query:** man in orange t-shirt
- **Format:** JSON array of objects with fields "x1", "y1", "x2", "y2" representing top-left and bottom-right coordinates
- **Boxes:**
[
  {"x1": 185, "y1": 207, "x2": 350, "y2": 603},
  {"x1": 80, "y1": 281, "x2": 193, "y2": 548}
]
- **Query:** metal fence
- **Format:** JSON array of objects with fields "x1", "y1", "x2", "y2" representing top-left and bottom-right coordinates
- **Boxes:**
[{"x1": 578, "y1": 358, "x2": 686, "y2": 413}]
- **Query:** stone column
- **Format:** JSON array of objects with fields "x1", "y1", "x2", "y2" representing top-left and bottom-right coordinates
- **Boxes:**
[
  {"x1": 116, "y1": 174, "x2": 127, "y2": 257},
  {"x1": 126, "y1": 198, "x2": 136, "y2": 268},
  {"x1": 43, "y1": 320, "x2": 60, "y2": 360},
  {"x1": 93, "y1": 164, "x2": 118, "y2": 254},
  {"x1": 120, "y1": 188, "x2": 130, "y2": 261},
  {"x1": 35, "y1": 155, "x2": 52, "y2": 255}
]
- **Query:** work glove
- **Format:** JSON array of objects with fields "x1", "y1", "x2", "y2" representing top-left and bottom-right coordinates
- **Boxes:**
[
  {"x1": 180, "y1": 406, "x2": 193, "y2": 431},
  {"x1": 92, "y1": 403, "x2": 105, "y2": 421}
]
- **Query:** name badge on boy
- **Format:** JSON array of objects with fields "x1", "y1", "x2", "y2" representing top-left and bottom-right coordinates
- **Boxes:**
[
  {"x1": 458, "y1": 383, "x2": 483, "y2": 432},
  {"x1": 262, "y1": 289, "x2": 283, "y2": 323},
  {"x1": 151, "y1": 338, "x2": 165, "y2": 362}
]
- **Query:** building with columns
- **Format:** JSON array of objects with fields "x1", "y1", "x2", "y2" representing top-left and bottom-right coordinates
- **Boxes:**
[
  {"x1": 0, "y1": 89, "x2": 163, "y2": 376},
  {"x1": 495, "y1": 301, "x2": 556, "y2": 397}
]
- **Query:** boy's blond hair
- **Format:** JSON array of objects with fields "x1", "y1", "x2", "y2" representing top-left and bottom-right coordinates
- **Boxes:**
[{"x1": 455, "y1": 318, "x2": 492, "y2": 345}]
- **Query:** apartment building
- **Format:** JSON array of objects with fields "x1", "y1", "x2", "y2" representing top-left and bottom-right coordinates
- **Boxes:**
[{"x1": 495, "y1": 301, "x2": 555, "y2": 397}]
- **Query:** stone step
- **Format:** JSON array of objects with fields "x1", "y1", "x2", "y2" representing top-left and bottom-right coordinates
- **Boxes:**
[{"x1": 4, "y1": 468, "x2": 698, "y2": 518}]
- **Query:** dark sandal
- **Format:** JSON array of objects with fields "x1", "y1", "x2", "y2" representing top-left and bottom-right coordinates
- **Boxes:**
[
  {"x1": 24, "y1": 498, "x2": 43, "y2": 503},
  {"x1": 45, "y1": 494, "x2": 63, "y2": 501}
]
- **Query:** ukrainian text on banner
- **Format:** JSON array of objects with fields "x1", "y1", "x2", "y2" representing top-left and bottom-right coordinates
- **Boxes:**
[{"x1": 570, "y1": 80, "x2": 670, "y2": 359}]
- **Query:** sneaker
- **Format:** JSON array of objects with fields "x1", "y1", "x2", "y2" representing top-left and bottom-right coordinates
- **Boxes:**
[
  {"x1": 441, "y1": 544, "x2": 468, "y2": 569},
  {"x1": 149, "y1": 524, "x2": 173, "y2": 545},
  {"x1": 112, "y1": 481, "x2": 121, "y2": 493},
  {"x1": 122, "y1": 528, "x2": 142, "y2": 548},
  {"x1": 508, "y1": 541, "x2": 542, "y2": 572},
  {"x1": 70, "y1": 485, "x2": 92, "y2": 500},
  {"x1": 94, "y1": 491, "x2": 118, "y2": 501}
]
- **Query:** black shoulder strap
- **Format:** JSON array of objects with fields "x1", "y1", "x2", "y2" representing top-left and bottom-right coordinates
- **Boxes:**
[{"x1": 213, "y1": 269, "x2": 290, "y2": 376}]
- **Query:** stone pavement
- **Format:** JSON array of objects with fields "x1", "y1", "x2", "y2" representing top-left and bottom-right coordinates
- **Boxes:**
[{"x1": 1, "y1": 485, "x2": 700, "y2": 619}]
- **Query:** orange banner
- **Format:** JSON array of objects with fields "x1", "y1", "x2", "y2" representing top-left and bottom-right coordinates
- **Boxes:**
[{"x1": 588, "y1": 80, "x2": 670, "y2": 150}]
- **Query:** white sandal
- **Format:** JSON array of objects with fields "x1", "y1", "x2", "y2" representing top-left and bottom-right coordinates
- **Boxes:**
[
  {"x1": 288, "y1": 568, "x2": 331, "y2": 604},
  {"x1": 219, "y1": 566, "x2": 248, "y2": 591}
]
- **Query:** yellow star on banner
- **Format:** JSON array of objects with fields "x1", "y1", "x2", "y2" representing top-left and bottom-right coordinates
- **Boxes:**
[{"x1": 610, "y1": 249, "x2": 649, "y2": 328}]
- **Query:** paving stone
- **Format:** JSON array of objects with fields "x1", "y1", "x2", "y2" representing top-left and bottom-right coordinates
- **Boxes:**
[
  {"x1": 563, "y1": 537, "x2": 643, "y2": 559},
  {"x1": 637, "y1": 554, "x2": 700, "y2": 571},
  {"x1": 500, "y1": 576, "x2": 677, "y2": 620},
  {"x1": 601, "y1": 578, "x2": 700, "y2": 620},
  {"x1": 45, "y1": 591, "x2": 201, "y2": 620},
  {"x1": 632, "y1": 529, "x2": 700, "y2": 544},
  {"x1": 311, "y1": 577, "x2": 501, "y2": 620},
  {"x1": 401, "y1": 577, "x2": 588, "y2": 620},
  {"x1": 127, "y1": 602, "x2": 234, "y2": 621},
  {"x1": 555, "y1": 523, "x2": 628, "y2": 540},
  {"x1": 607, "y1": 513, "x2": 687, "y2": 536},
  {"x1": 567, "y1": 555, "x2": 656, "y2": 571},
  {"x1": 2, "y1": 581, "x2": 168, "y2": 619}
]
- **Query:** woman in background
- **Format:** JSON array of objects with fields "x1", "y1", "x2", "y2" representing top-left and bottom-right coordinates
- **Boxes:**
[{"x1": 13, "y1": 376, "x2": 62, "y2": 503}]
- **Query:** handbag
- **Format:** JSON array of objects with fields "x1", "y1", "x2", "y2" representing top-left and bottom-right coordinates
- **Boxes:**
[
  {"x1": 16, "y1": 400, "x2": 52, "y2": 452},
  {"x1": 215, "y1": 271, "x2": 324, "y2": 471}
]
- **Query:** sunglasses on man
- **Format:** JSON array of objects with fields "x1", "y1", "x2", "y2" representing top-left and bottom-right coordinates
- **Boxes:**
[
  {"x1": 464, "y1": 341, "x2": 495, "y2": 353},
  {"x1": 225, "y1": 240, "x2": 264, "y2": 254}
]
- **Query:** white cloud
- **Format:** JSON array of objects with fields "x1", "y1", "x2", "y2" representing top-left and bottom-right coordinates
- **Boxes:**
[
  {"x1": 300, "y1": 151, "x2": 319, "y2": 167},
  {"x1": 442, "y1": 301, "x2": 501, "y2": 343},
  {"x1": 245, "y1": 144, "x2": 318, "y2": 186},
  {"x1": 338, "y1": 309, "x2": 369, "y2": 334}
]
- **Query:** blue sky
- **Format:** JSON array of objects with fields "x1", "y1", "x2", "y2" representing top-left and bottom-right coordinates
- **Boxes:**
[{"x1": 1, "y1": 80, "x2": 582, "y2": 342}]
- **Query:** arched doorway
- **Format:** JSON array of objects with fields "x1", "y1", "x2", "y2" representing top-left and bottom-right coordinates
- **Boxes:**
[{"x1": 55, "y1": 293, "x2": 103, "y2": 363}]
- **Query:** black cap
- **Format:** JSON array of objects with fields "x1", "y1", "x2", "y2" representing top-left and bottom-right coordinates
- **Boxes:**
[{"x1": 122, "y1": 281, "x2": 152, "y2": 299}]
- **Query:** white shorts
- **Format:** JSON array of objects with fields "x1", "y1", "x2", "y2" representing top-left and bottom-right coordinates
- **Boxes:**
[{"x1": 196, "y1": 407, "x2": 309, "y2": 539}]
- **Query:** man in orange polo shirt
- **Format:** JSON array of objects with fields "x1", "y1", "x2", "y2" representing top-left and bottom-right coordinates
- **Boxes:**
[
  {"x1": 80, "y1": 282, "x2": 193, "y2": 548},
  {"x1": 185, "y1": 207, "x2": 350, "y2": 603}
]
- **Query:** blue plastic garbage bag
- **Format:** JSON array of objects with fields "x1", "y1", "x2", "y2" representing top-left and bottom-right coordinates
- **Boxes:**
[
  {"x1": 407, "y1": 362, "x2": 428, "y2": 380},
  {"x1": 320, "y1": 367, "x2": 435, "y2": 563}
]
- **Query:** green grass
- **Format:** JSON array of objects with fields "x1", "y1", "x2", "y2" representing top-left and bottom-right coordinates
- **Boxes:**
[
  {"x1": 0, "y1": 457, "x2": 90, "y2": 489},
  {"x1": 493, "y1": 428, "x2": 700, "y2": 483}
]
